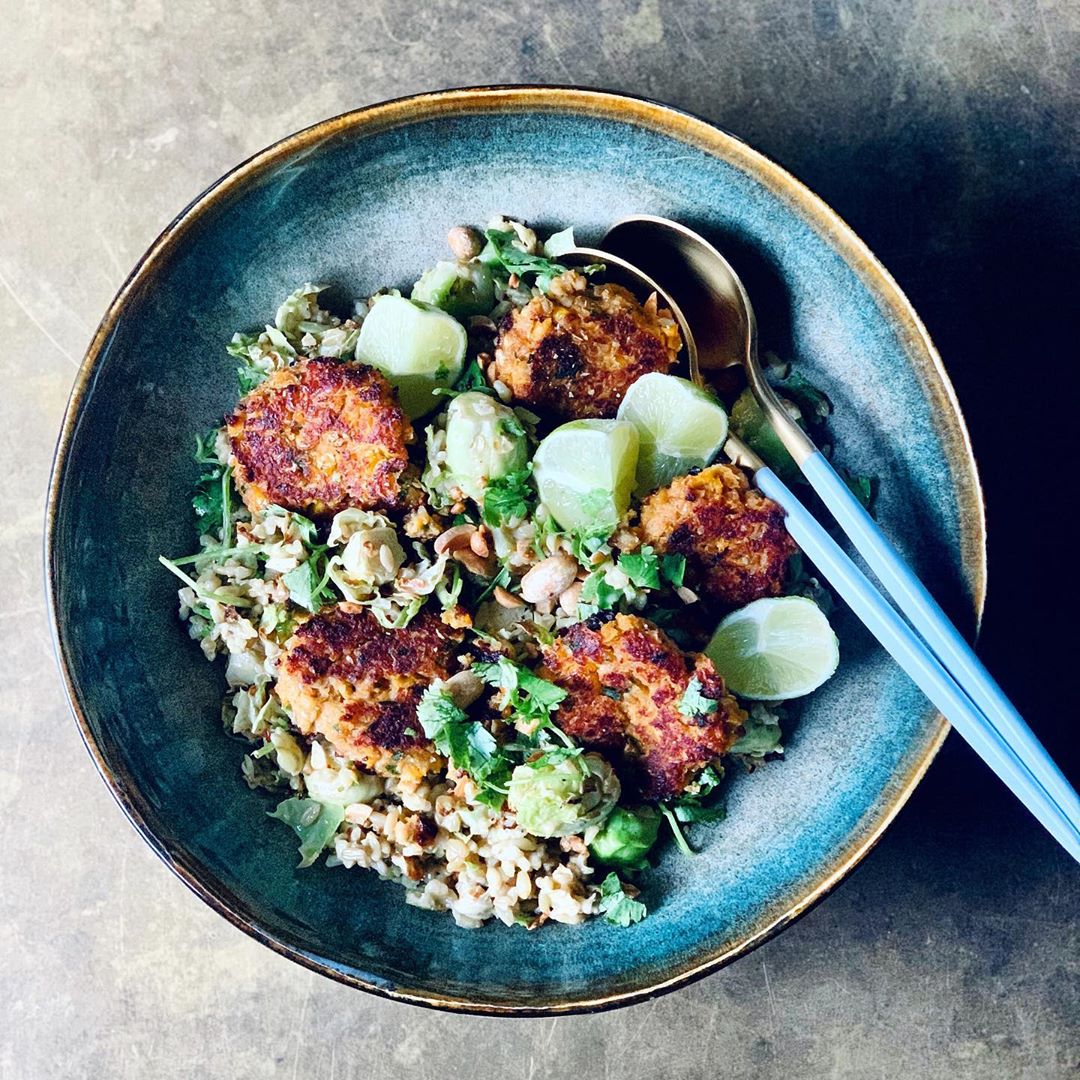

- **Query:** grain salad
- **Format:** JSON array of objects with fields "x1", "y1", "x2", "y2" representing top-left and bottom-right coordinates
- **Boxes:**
[{"x1": 161, "y1": 217, "x2": 850, "y2": 929}]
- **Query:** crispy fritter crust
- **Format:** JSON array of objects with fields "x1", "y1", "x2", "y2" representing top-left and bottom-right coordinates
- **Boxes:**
[
  {"x1": 538, "y1": 613, "x2": 746, "y2": 799},
  {"x1": 638, "y1": 464, "x2": 796, "y2": 607},
  {"x1": 276, "y1": 604, "x2": 462, "y2": 780},
  {"x1": 226, "y1": 358, "x2": 414, "y2": 518},
  {"x1": 490, "y1": 271, "x2": 681, "y2": 420}
]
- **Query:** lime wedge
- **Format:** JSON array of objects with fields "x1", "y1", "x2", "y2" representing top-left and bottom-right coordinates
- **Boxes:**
[
  {"x1": 356, "y1": 295, "x2": 467, "y2": 418},
  {"x1": 532, "y1": 419, "x2": 639, "y2": 536},
  {"x1": 705, "y1": 596, "x2": 839, "y2": 700},
  {"x1": 616, "y1": 373, "x2": 728, "y2": 495}
]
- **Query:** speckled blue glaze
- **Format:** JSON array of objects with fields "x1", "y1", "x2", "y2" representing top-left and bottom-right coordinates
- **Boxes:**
[{"x1": 47, "y1": 90, "x2": 983, "y2": 1013}]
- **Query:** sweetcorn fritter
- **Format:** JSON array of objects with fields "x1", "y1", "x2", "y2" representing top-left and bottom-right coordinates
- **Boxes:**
[
  {"x1": 538, "y1": 613, "x2": 746, "y2": 800},
  {"x1": 638, "y1": 463, "x2": 796, "y2": 607},
  {"x1": 226, "y1": 357, "x2": 414, "y2": 518},
  {"x1": 490, "y1": 270, "x2": 681, "y2": 420},
  {"x1": 276, "y1": 604, "x2": 462, "y2": 782}
]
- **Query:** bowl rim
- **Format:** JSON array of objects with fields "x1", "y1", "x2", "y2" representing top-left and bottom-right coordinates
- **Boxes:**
[{"x1": 44, "y1": 84, "x2": 986, "y2": 1015}]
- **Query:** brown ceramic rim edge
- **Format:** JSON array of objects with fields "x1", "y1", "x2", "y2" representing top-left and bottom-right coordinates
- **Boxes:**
[{"x1": 44, "y1": 85, "x2": 986, "y2": 1016}]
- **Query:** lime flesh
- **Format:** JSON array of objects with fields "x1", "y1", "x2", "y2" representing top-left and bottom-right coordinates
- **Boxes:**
[
  {"x1": 705, "y1": 596, "x2": 839, "y2": 700},
  {"x1": 356, "y1": 295, "x2": 466, "y2": 418},
  {"x1": 532, "y1": 419, "x2": 639, "y2": 536},
  {"x1": 616, "y1": 373, "x2": 728, "y2": 495}
]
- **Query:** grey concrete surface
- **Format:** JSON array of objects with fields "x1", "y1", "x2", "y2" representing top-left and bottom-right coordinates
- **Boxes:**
[{"x1": 1, "y1": 1, "x2": 1077, "y2": 1077}]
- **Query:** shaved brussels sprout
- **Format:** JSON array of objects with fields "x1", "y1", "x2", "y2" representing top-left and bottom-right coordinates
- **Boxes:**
[{"x1": 326, "y1": 509, "x2": 405, "y2": 594}]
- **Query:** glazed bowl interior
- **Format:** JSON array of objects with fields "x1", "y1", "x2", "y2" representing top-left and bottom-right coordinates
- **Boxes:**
[{"x1": 48, "y1": 87, "x2": 984, "y2": 1014}]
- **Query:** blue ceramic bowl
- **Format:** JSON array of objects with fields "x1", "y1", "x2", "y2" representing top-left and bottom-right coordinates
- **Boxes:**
[{"x1": 46, "y1": 87, "x2": 985, "y2": 1014}]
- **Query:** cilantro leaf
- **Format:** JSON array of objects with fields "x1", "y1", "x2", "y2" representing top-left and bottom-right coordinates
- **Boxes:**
[
  {"x1": 269, "y1": 797, "x2": 344, "y2": 868},
  {"x1": 473, "y1": 657, "x2": 569, "y2": 736},
  {"x1": 579, "y1": 569, "x2": 624, "y2": 612},
  {"x1": 481, "y1": 468, "x2": 536, "y2": 527},
  {"x1": 481, "y1": 229, "x2": 573, "y2": 283},
  {"x1": 598, "y1": 873, "x2": 647, "y2": 927},
  {"x1": 618, "y1": 549, "x2": 661, "y2": 590},
  {"x1": 417, "y1": 686, "x2": 510, "y2": 804},
  {"x1": 678, "y1": 676, "x2": 719, "y2": 721},
  {"x1": 190, "y1": 430, "x2": 231, "y2": 542},
  {"x1": 433, "y1": 357, "x2": 497, "y2": 400},
  {"x1": 614, "y1": 547, "x2": 685, "y2": 593},
  {"x1": 659, "y1": 554, "x2": 686, "y2": 588}
]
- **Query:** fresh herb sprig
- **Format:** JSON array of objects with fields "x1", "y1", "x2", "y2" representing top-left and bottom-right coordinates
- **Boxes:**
[
  {"x1": 417, "y1": 687, "x2": 511, "y2": 807},
  {"x1": 597, "y1": 873, "x2": 647, "y2": 926},
  {"x1": 481, "y1": 468, "x2": 536, "y2": 528},
  {"x1": 472, "y1": 656, "x2": 570, "y2": 743}
]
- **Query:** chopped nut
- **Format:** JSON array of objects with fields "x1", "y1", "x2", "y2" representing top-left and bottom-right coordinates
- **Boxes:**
[
  {"x1": 454, "y1": 549, "x2": 495, "y2": 577},
  {"x1": 558, "y1": 581, "x2": 583, "y2": 614},
  {"x1": 444, "y1": 670, "x2": 484, "y2": 709},
  {"x1": 520, "y1": 552, "x2": 579, "y2": 605},
  {"x1": 676, "y1": 585, "x2": 699, "y2": 605},
  {"x1": 469, "y1": 529, "x2": 490, "y2": 558},
  {"x1": 434, "y1": 523, "x2": 476, "y2": 555},
  {"x1": 447, "y1": 224, "x2": 483, "y2": 260},
  {"x1": 404, "y1": 505, "x2": 444, "y2": 540},
  {"x1": 494, "y1": 586, "x2": 525, "y2": 609}
]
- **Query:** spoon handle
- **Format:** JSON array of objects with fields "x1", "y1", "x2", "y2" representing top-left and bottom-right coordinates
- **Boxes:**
[
  {"x1": 753, "y1": 463, "x2": 1080, "y2": 863},
  {"x1": 798, "y1": 448, "x2": 1080, "y2": 830}
]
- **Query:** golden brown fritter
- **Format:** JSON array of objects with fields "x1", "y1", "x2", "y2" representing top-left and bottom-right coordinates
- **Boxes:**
[
  {"x1": 538, "y1": 613, "x2": 746, "y2": 800},
  {"x1": 638, "y1": 464, "x2": 796, "y2": 607},
  {"x1": 226, "y1": 358, "x2": 414, "y2": 518},
  {"x1": 276, "y1": 604, "x2": 462, "y2": 781},
  {"x1": 490, "y1": 271, "x2": 681, "y2": 420}
]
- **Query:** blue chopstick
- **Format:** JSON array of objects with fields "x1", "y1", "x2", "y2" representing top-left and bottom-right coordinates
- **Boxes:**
[
  {"x1": 753, "y1": 465, "x2": 1080, "y2": 863},
  {"x1": 798, "y1": 449, "x2": 1080, "y2": 832}
]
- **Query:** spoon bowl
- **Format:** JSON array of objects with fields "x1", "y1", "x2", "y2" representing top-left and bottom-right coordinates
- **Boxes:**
[{"x1": 600, "y1": 215, "x2": 815, "y2": 464}]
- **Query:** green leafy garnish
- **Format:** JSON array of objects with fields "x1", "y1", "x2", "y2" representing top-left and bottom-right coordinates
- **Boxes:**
[
  {"x1": 227, "y1": 332, "x2": 274, "y2": 393},
  {"x1": 837, "y1": 467, "x2": 877, "y2": 513},
  {"x1": 779, "y1": 369, "x2": 832, "y2": 422},
  {"x1": 677, "y1": 676, "x2": 719, "y2": 721},
  {"x1": 433, "y1": 358, "x2": 496, "y2": 400},
  {"x1": 473, "y1": 657, "x2": 569, "y2": 738},
  {"x1": 481, "y1": 229, "x2": 572, "y2": 283},
  {"x1": 282, "y1": 550, "x2": 335, "y2": 613},
  {"x1": 661, "y1": 804, "x2": 695, "y2": 857},
  {"x1": 579, "y1": 569, "x2": 624, "y2": 612},
  {"x1": 191, "y1": 430, "x2": 232, "y2": 542},
  {"x1": 617, "y1": 547, "x2": 686, "y2": 591},
  {"x1": 671, "y1": 801, "x2": 727, "y2": 824},
  {"x1": 269, "y1": 797, "x2": 345, "y2": 868},
  {"x1": 669, "y1": 767, "x2": 727, "y2": 825},
  {"x1": 598, "y1": 873, "x2": 647, "y2": 927},
  {"x1": 729, "y1": 703, "x2": 784, "y2": 758},
  {"x1": 417, "y1": 687, "x2": 510, "y2": 805},
  {"x1": 474, "y1": 562, "x2": 511, "y2": 604},
  {"x1": 481, "y1": 468, "x2": 536, "y2": 527}
]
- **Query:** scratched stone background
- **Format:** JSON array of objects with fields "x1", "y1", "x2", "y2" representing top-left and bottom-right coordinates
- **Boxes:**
[{"x1": 1, "y1": 1, "x2": 1078, "y2": 1077}]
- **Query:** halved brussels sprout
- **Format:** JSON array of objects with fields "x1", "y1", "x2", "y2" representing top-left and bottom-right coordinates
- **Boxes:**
[
  {"x1": 507, "y1": 752, "x2": 620, "y2": 838},
  {"x1": 444, "y1": 391, "x2": 529, "y2": 502}
]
